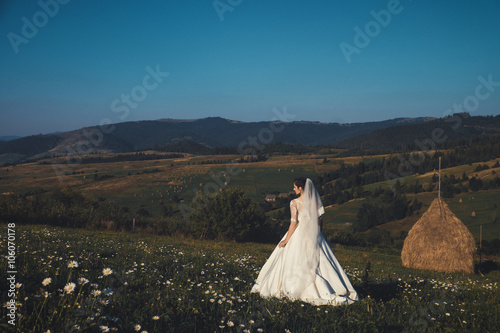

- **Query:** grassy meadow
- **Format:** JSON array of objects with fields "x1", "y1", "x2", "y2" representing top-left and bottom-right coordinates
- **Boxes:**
[
  {"x1": 1, "y1": 151, "x2": 500, "y2": 331},
  {"x1": 1, "y1": 224, "x2": 499, "y2": 332}
]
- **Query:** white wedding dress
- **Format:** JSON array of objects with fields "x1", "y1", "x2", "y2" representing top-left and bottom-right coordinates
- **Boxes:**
[{"x1": 251, "y1": 179, "x2": 358, "y2": 306}]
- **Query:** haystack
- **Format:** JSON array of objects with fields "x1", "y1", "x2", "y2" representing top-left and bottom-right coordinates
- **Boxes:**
[{"x1": 401, "y1": 198, "x2": 476, "y2": 274}]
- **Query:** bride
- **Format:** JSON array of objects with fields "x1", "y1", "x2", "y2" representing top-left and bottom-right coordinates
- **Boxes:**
[{"x1": 251, "y1": 177, "x2": 359, "y2": 305}]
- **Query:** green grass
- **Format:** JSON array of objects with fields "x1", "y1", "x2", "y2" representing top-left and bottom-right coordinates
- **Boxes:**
[
  {"x1": 447, "y1": 190, "x2": 500, "y2": 241},
  {"x1": 323, "y1": 199, "x2": 366, "y2": 227},
  {"x1": 2, "y1": 224, "x2": 499, "y2": 332},
  {"x1": 193, "y1": 166, "x2": 316, "y2": 202}
]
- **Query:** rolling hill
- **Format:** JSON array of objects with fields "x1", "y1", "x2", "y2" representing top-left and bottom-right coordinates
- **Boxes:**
[
  {"x1": 2, "y1": 113, "x2": 500, "y2": 163},
  {"x1": 0, "y1": 116, "x2": 434, "y2": 162},
  {"x1": 336, "y1": 113, "x2": 500, "y2": 152}
]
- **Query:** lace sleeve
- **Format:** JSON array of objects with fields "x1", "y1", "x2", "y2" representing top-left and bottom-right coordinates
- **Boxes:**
[{"x1": 290, "y1": 200, "x2": 298, "y2": 222}]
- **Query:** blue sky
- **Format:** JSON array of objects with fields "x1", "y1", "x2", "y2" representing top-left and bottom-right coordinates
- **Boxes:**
[{"x1": 1, "y1": 0, "x2": 499, "y2": 136}]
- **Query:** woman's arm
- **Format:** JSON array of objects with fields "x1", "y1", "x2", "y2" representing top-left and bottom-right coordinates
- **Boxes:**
[
  {"x1": 279, "y1": 200, "x2": 298, "y2": 248},
  {"x1": 279, "y1": 221, "x2": 297, "y2": 248}
]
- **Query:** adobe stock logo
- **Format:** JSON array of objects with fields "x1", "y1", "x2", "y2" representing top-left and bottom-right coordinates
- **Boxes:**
[
  {"x1": 339, "y1": 0, "x2": 406, "y2": 64},
  {"x1": 384, "y1": 73, "x2": 499, "y2": 191},
  {"x1": 51, "y1": 64, "x2": 169, "y2": 182},
  {"x1": 110, "y1": 65, "x2": 170, "y2": 121},
  {"x1": 442, "y1": 74, "x2": 500, "y2": 117},
  {"x1": 7, "y1": 0, "x2": 71, "y2": 54},
  {"x1": 213, "y1": 0, "x2": 243, "y2": 21}
]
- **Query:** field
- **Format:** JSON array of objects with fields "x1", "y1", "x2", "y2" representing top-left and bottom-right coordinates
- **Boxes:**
[
  {"x1": 2, "y1": 224, "x2": 499, "y2": 332},
  {"x1": 1, "y1": 151, "x2": 500, "y2": 331},
  {"x1": 2, "y1": 153, "x2": 500, "y2": 241},
  {"x1": 0, "y1": 153, "x2": 322, "y2": 215}
]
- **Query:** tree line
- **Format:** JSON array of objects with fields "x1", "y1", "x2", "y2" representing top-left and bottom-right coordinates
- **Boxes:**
[
  {"x1": 314, "y1": 134, "x2": 500, "y2": 196},
  {"x1": 0, "y1": 187, "x2": 283, "y2": 243},
  {"x1": 77, "y1": 152, "x2": 184, "y2": 164}
]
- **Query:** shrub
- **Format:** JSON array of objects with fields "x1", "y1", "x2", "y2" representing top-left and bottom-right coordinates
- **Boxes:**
[{"x1": 190, "y1": 187, "x2": 267, "y2": 242}]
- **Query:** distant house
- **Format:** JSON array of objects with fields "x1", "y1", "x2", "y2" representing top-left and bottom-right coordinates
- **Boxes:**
[
  {"x1": 265, "y1": 194, "x2": 276, "y2": 202},
  {"x1": 278, "y1": 192, "x2": 293, "y2": 198}
]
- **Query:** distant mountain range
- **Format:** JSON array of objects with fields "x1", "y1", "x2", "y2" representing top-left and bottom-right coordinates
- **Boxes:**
[
  {"x1": 1, "y1": 114, "x2": 499, "y2": 163},
  {"x1": 336, "y1": 113, "x2": 500, "y2": 152}
]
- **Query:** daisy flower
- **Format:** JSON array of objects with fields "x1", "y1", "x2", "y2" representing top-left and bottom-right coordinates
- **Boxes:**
[
  {"x1": 103, "y1": 268, "x2": 113, "y2": 276},
  {"x1": 134, "y1": 324, "x2": 141, "y2": 331},
  {"x1": 42, "y1": 278, "x2": 52, "y2": 286},
  {"x1": 68, "y1": 261, "x2": 78, "y2": 269},
  {"x1": 64, "y1": 282, "x2": 76, "y2": 294},
  {"x1": 103, "y1": 288, "x2": 114, "y2": 296},
  {"x1": 78, "y1": 277, "x2": 89, "y2": 285}
]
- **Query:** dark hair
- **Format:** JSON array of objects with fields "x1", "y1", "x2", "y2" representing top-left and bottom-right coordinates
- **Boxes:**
[{"x1": 294, "y1": 177, "x2": 307, "y2": 190}]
